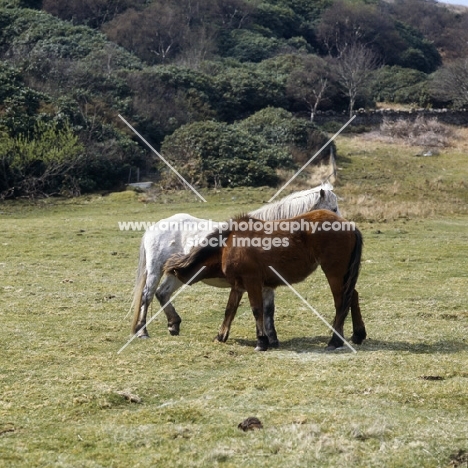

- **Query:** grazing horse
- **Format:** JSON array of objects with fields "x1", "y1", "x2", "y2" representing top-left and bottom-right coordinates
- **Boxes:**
[
  {"x1": 164, "y1": 210, "x2": 366, "y2": 351},
  {"x1": 131, "y1": 184, "x2": 340, "y2": 341}
]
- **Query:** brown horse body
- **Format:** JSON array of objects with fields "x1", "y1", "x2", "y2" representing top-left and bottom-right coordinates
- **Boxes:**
[{"x1": 164, "y1": 210, "x2": 366, "y2": 351}]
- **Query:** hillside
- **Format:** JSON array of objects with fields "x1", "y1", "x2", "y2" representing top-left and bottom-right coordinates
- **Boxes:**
[{"x1": 0, "y1": 0, "x2": 467, "y2": 198}]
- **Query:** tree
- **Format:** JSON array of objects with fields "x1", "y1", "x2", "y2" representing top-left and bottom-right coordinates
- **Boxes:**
[
  {"x1": 333, "y1": 43, "x2": 377, "y2": 118},
  {"x1": 286, "y1": 55, "x2": 334, "y2": 121},
  {"x1": 316, "y1": 1, "x2": 404, "y2": 61},
  {"x1": 316, "y1": 0, "x2": 441, "y2": 72},
  {"x1": 389, "y1": 0, "x2": 468, "y2": 60},
  {"x1": 430, "y1": 58, "x2": 468, "y2": 108},
  {"x1": 103, "y1": 4, "x2": 188, "y2": 65}
]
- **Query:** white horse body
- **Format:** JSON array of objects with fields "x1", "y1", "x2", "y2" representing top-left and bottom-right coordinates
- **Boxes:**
[
  {"x1": 142, "y1": 214, "x2": 230, "y2": 289},
  {"x1": 132, "y1": 183, "x2": 340, "y2": 342}
]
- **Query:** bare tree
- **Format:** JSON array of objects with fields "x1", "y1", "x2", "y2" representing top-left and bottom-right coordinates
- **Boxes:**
[
  {"x1": 430, "y1": 57, "x2": 468, "y2": 108},
  {"x1": 287, "y1": 55, "x2": 333, "y2": 121},
  {"x1": 333, "y1": 43, "x2": 377, "y2": 118},
  {"x1": 104, "y1": 3, "x2": 188, "y2": 64}
]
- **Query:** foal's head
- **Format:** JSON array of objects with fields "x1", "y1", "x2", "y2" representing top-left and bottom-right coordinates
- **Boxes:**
[{"x1": 164, "y1": 230, "x2": 224, "y2": 284}]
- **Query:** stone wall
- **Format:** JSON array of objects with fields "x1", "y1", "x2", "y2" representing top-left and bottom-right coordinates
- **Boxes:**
[{"x1": 314, "y1": 109, "x2": 468, "y2": 127}]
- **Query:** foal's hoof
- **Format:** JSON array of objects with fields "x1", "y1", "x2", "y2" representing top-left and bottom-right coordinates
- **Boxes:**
[
  {"x1": 215, "y1": 333, "x2": 229, "y2": 343},
  {"x1": 268, "y1": 340, "x2": 280, "y2": 349},
  {"x1": 351, "y1": 330, "x2": 367, "y2": 345},
  {"x1": 137, "y1": 333, "x2": 150, "y2": 339},
  {"x1": 254, "y1": 345, "x2": 268, "y2": 352}
]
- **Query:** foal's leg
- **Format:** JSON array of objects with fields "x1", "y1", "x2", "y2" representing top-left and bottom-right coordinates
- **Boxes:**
[
  {"x1": 263, "y1": 288, "x2": 279, "y2": 348},
  {"x1": 349, "y1": 289, "x2": 367, "y2": 344},
  {"x1": 246, "y1": 283, "x2": 268, "y2": 351},
  {"x1": 155, "y1": 274, "x2": 184, "y2": 336},
  {"x1": 324, "y1": 274, "x2": 350, "y2": 350},
  {"x1": 216, "y1": 289, "x2": 243, "y2": 343}
]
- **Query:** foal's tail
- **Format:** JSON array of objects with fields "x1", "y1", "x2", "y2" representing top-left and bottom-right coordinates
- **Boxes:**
[
  {"x1": 341, "y1": 228, "x2": 363, "y2": 313},
  {"x1": 130, "y1": 240, "x2": 147, "y2": 334}
]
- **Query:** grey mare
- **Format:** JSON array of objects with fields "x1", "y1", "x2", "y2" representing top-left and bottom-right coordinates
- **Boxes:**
[{"x1": 131, "y1": 183, "x2": 340, "y2": 346}]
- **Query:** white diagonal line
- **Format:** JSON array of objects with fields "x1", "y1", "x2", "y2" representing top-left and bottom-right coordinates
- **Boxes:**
[
  {"x1": 118, "y1": 114, "x2": 207, "y2": 203},
  {"x1": 117, "y1": 266, "x2": 206, "y2": 354},
  {"x1": 268, "y1": 266, "x2": 357, "y2": 353},
  {"x1": 268, "y1": 115, "x2": 356, "y2": 202}
]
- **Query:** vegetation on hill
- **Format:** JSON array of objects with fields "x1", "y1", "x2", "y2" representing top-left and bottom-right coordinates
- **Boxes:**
[{"x1": 0, "y1": 0, "x2": 467, "y2": 197}]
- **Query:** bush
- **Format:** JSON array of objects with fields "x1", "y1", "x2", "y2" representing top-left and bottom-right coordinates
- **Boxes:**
[
  {"x1": 0, "y1": 120, "x2": 84, "y2": 198},
  {"x1": 219, "y1": 29, "x2": 283, "y2": 63},
  {"x1": 213, "y1": 65, "x2": 287, "y2": 121},
  {"x1": 160, "y1": 120, "x2": 293, "y2": 188},
  {"x1": 371, "y1": 66, "x2": 429, "y2": 106},
  {"x1": 236, "y1": 107, "x2": 334, "y2": 163}
]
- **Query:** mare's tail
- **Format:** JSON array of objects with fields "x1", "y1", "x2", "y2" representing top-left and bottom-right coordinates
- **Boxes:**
[
  {"x1": 130, "y1": 240, "x2": 147, "y2": 334},
  {"x1": 341, "y1": 228, "x2": 363, "y2": 313}
]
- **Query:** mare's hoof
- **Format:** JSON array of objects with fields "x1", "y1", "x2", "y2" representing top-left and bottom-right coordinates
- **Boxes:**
[
  {"x1": 255, "y1": 336, "x2": 269, "y2": 351},
  {"x1": 325, "y1": 345, "x2": 336, "y2": 351},
  {"x1": 137, "y1": 333, "x2": 150, "y2": 339},
  {"x1": 269, "y1": 340, "x2": 280, "y2": 349},
  {"x1": 168, "y1": 324, "x2": 180, "y2": 336},
  {"x1": 214, "y1": 334, "x2": 228, "y2": 343}
]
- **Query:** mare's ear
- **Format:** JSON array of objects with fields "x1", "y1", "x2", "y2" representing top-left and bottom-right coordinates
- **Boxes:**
[{"x1": 320, "y1": 189, "x2": 325, "y2": 199}]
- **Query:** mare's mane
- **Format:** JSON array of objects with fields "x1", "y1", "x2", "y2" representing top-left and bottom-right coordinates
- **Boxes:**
[{"x1": 248, "y1": 183, "x2": 334, "y2": 220}]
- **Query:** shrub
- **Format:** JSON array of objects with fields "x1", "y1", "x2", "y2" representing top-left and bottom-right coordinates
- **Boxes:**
[
  {"x1": 160, "y1": 120, "x2": 293, "y2": 188},
  {"x1": 213, "y1": 65, "x2": 287, "y2": 121},
  {"x1": 0, "y1": 120, "x2": 84, "y2": 198},
  {"x1": 236, "y1": 107, "x2": 334, "y2": 163},
  {"x1": 371, "y1": 66, "x2": 429, "y2": 106}
]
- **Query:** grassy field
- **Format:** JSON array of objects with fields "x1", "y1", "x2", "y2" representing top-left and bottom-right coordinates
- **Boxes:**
[{"x1": 0, "y1": 134, "x2": 467, "y2": 467}]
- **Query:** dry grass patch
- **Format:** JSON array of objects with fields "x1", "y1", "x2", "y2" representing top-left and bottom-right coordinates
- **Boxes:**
[
  {"x1": 380, "y1": 115, "x2": 455, "y2": 148},
  {"x1": 334, "y1": 133, "x2": 468, "y2": 221}
]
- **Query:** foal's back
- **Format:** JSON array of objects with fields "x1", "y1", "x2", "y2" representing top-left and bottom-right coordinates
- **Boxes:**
[{"x1": 221, "y1": 210, "x2": 357, "y2": 289}]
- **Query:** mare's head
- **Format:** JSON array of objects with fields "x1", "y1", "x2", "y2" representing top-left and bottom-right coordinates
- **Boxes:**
[{"x1": 313, "y1": 184, "x2": 341, "y2": 216}]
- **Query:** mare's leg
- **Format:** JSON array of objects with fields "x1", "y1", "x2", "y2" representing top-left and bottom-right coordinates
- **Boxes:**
[
  {"x1": 216, "y1": 289, "x2": 243, "y2": 343},
  {"x1": 263, "y1": 288, "x2": 279, "y2": 348},
  {"x1": 155, "y1": 274, "x2": 184, "y2": 336},
  {"x1": 350, "y1": 289, "x2": 367, "y2": 344},
  {"x1": 246, "y1": 283, "x2": 268, "y2": 351},
  {"x1": 134, "y1": 272, "x2": 160, "y2": 338}
]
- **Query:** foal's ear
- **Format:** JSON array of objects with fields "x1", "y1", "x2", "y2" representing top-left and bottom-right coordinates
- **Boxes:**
[{"x1": 320, "y1": 188, "x2": 325, "y2": 199}]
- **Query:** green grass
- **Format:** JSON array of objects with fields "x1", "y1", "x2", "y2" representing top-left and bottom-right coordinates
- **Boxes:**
[{"x1": 1, "y1": 135, "x2": 467, "y2": 467}]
